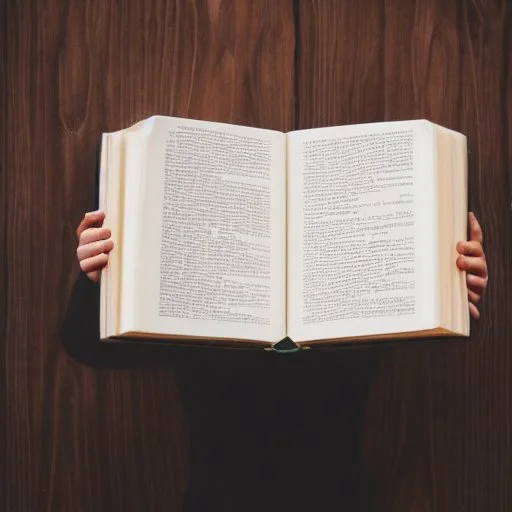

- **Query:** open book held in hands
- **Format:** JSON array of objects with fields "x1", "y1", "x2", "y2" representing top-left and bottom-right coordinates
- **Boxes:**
[{"x1": 99, "y1": 116, "x2": 469, "y2": 349}]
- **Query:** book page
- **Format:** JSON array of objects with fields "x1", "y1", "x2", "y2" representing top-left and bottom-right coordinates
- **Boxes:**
[
  {"x1": 98, "y1": 133, "x2": 111, "y2": 339},
  {"x1": 131, "y1": 116, "x2": 286, "y2": 343},
  {"x1": 287, "y1": 120, "x2": 438, "y2": 342},
  {"x1": 100, "y1": 120, "x2": 155, "y2": 339},
  {"x1": 436, "y1": 126, "x2": 469, "y2": 335},
  {"x1": 451, "y1": 130, "x2": 469, "y2": 335},
  {"x1": 99, "y1": 131, "x2": 124, "y2": 339}
]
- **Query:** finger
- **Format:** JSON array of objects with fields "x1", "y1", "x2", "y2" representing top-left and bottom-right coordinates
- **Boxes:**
[
  {"x1": 469, "y1": 302, "x2": 480, "y2": 320},
  {"x1": 457, "y1": 255, "x2": 488, "y2": 277},
  {"x1": 468, "y1": 212, "x2": 483, "y2": 245},
  {"x1": 468, "y1": 289, "x2": 481, "y2": 304},
  {"x1": 86, "y1": 270, "x2": 101, "y2": 284},
  {"x1": 77, "y1": 239, "x2": 114, "y2": 262},
  {"x1": 80, "y1": 253, "x2": 109, "y2": 275},
  {"x1": 467, "y1": 274, "x2": 487, "y2": 294},
  {"x1": 456, "y1": 240, "x2": 483, "y2": 257},
  {"x1": 79, "y1": 226, "x2": 112, "y2": 246},
  {"x1": 76, "y1": 210, "x2": 106, "y2": 239}
]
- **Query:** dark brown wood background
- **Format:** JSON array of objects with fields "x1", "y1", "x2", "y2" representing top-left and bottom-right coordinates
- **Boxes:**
[{"x1": 2, "y1": 0, "x2": 511, "y2": 510}]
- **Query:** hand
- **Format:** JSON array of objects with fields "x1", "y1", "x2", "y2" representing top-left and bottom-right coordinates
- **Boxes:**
[
  {"x1": 76, "y1": 210, "x2": 114, "y2": 283},
  {"x1": 456, "y1": 212, "x2": 488, "y2": 320}
]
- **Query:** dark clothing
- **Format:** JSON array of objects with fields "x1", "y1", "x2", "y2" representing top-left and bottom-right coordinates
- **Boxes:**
[{"x1": 180, "y1": 347, "x2": 379, "y2": 512}]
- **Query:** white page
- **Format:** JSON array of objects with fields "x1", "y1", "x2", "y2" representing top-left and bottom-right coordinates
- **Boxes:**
[
  {"x1": 287, "y1": 120, "x2": 438, "y2": 342},
  {"x1": 438, "y1": 126, "x2": 469, "y2": 335},
  {"x1": 131, "y1": 116, "x2": 286, "y2": 343},
  {"x1": 99, "y1": 131, "x2": 124, "y2": 339},
  {"x1": 100, "y1": 120, "x2": 155, "y2": 339}
]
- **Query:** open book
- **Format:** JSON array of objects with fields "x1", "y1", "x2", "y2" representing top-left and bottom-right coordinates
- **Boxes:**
[{"x1": 98, "y1": 116, "x2": 469, "y2": 349}]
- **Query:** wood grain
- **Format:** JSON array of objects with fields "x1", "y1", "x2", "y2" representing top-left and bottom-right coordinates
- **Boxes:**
[
  {"x1": 297, "y1": 0, "x2": 512, "y2": 510},
  {"x1": 1, "y1": 1, "x2": 294, "y2": 510},
  {"x1": 2, "y1": 0, "x2": 512, "y2": 510}
]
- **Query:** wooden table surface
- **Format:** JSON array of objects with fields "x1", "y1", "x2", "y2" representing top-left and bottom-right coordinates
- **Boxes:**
[{"x1": 2, "y1": 1, "x2": 511, "y2": 510}]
